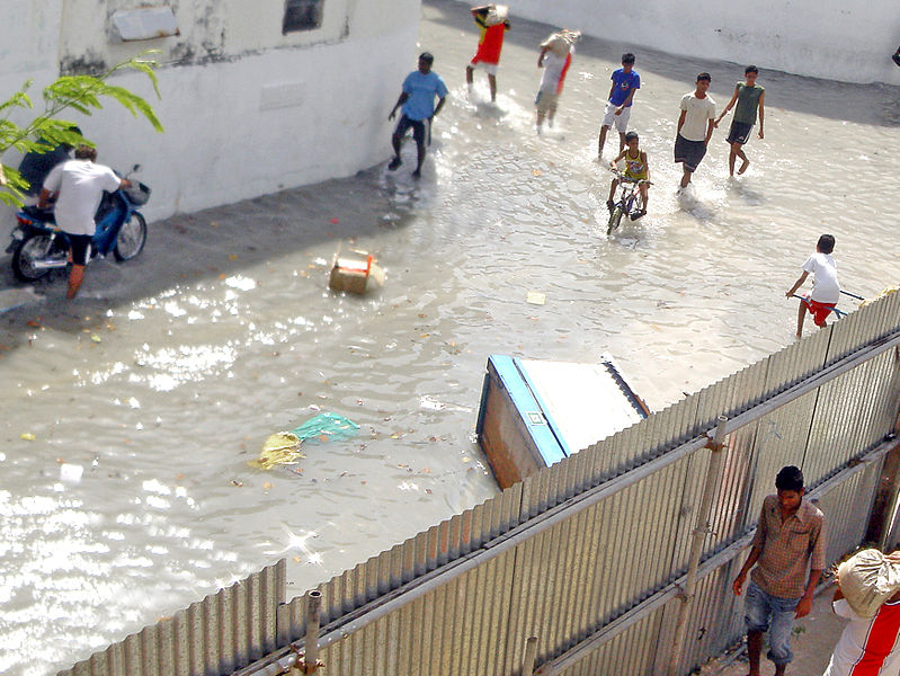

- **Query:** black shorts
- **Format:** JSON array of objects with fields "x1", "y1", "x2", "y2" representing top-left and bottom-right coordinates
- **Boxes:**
[
  {"x1": 727, "y1": 120, "x2": 754, "y2": 145},
  {"x1": 674, "y1": 134, "x2": 707, "y2": 173},
  {"x1": 393, "y1": 115, "x2": 426, "y2": 147},
  {"x1": 67, "y1": 234, "x2": 92, "y2": 265}
]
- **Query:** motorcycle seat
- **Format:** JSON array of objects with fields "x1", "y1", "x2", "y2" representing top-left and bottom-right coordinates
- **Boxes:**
[{"x1": 21, "y1": 204, "x2": 56, "y2": 223}]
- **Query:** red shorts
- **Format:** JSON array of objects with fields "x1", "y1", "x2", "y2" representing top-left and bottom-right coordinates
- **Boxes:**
[{"x1": 804, "y1": 297, "x2": 836, "y2": 326}]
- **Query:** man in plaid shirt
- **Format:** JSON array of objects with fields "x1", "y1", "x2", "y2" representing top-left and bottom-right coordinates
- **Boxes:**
[{"x1": 733, "y1": 466, "x2": 826, "y2": 676}]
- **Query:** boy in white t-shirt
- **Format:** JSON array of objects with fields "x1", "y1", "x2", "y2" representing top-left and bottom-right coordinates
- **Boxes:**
[
  {"x1": 674, "y1": 72, "x2": 716, "y2": 189},
  {"x1": 785, "y1": 234, "x2": 840, "y2": 338}
]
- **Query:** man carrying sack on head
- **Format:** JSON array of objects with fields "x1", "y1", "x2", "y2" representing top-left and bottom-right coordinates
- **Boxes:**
[
  {"x1": 822, "y1": 548, "x2": 900, "y2": 675},
  {"x1": 466, "y1": 4, "x2": 510, "y2": 102}
]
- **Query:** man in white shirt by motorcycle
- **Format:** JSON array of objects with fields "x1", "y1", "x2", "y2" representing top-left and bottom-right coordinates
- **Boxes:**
[{"x1": 38, "y1": 145, "x2": 127, "y2": 299}]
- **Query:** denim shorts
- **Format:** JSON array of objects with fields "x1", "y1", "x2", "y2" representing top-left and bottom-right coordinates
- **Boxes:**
[{"x1": 744, "y1": 580, "x2": 800, "y2": 666}]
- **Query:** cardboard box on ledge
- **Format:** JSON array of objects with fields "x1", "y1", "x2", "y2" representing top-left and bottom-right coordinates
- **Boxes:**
[{"x1": 328, "y1": 250, "x2": 384, "y2": 295}]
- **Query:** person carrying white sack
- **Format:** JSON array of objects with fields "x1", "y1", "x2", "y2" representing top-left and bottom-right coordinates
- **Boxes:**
[
  {"x1": 822, "y1": 548, "x2": 900, "y2": 676},
  {"x1": 535, "y1": 29, "x2": 580, "y2": 133}
]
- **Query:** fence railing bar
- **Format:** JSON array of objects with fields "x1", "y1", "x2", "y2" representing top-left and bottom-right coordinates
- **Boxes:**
[{"x1": 723, "y1": 329, "x2": 900, "y2": 434}]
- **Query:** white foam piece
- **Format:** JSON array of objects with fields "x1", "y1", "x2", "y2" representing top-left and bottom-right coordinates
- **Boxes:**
[{"x1": 59, "y1": 464, "x2": 84, "y2": 483}]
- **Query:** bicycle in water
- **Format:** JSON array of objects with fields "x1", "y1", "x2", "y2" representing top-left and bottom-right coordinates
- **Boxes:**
[{"x1": 606, "y1": 169, "x2": 650, "y2": 236}]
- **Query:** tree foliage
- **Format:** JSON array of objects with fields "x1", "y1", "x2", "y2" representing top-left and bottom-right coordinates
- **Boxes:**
[{"x1": 0, "y1": 51, "x2": 164, "y2": 208}]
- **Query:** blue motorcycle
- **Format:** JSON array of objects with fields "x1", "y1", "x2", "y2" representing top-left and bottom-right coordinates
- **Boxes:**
[{"x1": 7, "y1": 165, "x2": 151, "y2": 282}]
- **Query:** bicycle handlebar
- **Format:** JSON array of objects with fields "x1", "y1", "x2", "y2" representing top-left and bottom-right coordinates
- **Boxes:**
[{"x1": 608, "y1": 168, "x2": 652, "y2": 185}]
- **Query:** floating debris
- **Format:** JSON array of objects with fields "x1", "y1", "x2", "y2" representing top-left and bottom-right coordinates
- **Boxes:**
[
  {"x1": 250, "y1": 413, "x2": 359, "y2": 470},
  {"x1": 291, "y1": 412, "x2": 359, "y2": 444},
  {"x1": 250, "y1": 432, "x2": 305, "y2": 470}
]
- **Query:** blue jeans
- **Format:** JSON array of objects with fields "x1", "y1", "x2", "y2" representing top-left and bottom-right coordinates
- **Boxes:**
[{"x1": 744, "y1": 580, "x2": 800, "y2": 666}]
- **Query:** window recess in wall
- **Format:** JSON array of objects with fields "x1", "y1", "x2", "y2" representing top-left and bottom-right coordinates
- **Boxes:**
[
  {"x1": 283, "y1": 0, "x2": 324, "y2": 34},
  {"x1": 112, "y1": 7, "x2": 179, "y2": 41}
]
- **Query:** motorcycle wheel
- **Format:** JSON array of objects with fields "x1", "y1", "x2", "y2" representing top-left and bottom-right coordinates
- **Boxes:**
[
  {"x1": 607, "y1": 206, "x2": 625, "y2": 236},
  {"x1": 12, "y1": 234, "x2": 54, "y2": 281},
  {"x1": 113, "y1": 213, "x2": 147, "y2": 262}
]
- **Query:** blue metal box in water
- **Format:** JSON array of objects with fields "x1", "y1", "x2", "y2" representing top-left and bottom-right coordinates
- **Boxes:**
[{"x1": 476, "y1": 354, "x2": 650, "y2": 489}]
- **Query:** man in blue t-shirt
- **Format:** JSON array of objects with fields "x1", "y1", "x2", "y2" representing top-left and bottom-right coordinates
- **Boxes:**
[
  {"x1": 597, "y1": 53, "x2": 640, "y2": 158},
  {"x1": 388, "y1": 52, "x2": 449, "y2": 178}
]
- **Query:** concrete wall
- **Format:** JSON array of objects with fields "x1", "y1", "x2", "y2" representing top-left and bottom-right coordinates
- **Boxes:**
[
  {"x1": 483, "y1": 0, "x2": 900, "y2": 86},
  {"x1": 56, "y1": 0, "x2": 373, "y2": 73},
  {"x1": 1, "y1": 0, "x2": 421, "y2": 233}
]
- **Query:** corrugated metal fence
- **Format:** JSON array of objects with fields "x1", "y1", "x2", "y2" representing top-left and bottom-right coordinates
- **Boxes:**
[
  {"x1": 57, "y1": 559, "x2": 285, "y2": 676},
  {"x1": 59, "y1": 291, "x2": 900, "y2": 676}
]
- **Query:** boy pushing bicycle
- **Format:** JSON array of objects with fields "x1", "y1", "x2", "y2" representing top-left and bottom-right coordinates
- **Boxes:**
[
  {"x1": 785, "y1": 234, "x2": 840, "y2": 338},
  {"x1": 607, "y1": 131, "x2": 650, "y2": 218}
]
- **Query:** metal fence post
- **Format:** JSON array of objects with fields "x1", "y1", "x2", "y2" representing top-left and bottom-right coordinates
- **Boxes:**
[
  {"x1": 522, "y1": 636, "x2": 538, "y2": 675},
  {"x1": 298, "y1": 590, "x2": 322, "y2": 674},
  {"x1": 867, "y1": 399, "x2": 900, "y2": 550},
  {"x1": 667, "y1": 416, "x2": 729, "y2": 676}
]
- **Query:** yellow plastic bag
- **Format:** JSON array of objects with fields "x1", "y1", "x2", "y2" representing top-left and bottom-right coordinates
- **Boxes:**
[{"x1": 250, "y1": 432, "x2": 305, "y2": 470}]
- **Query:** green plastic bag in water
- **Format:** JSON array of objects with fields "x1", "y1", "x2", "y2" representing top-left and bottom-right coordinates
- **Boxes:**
[{"x1": 291, "y1": 412, "x2": 359, "y2": 444}]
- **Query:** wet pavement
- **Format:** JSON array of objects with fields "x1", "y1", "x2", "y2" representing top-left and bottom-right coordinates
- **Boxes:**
[{"x1": 1, "y1": 1, "x2": 899, "y2": 674}]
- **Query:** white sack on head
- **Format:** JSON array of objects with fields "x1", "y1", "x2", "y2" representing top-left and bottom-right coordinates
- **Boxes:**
[
  {"x1": 541, "y1": 30, "x2": 581, "y2": 58},
  {"x1": 837, "y1": 549, "x2": 900, "y2": 617},
  {"x1": 485, "y1": 5, "x2": 508, "y2": 26}
]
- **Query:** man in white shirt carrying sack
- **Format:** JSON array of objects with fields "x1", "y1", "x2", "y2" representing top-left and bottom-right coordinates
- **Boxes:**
[
  {"x1": 535, "y1": 29, "x2": 579, "y2": 133},
  {"x1": 822, "y1": 548, "x2": 900, "y2": 676},
  {"x1": 38, "y1": 146, "x2": 127, "y2": 299}
]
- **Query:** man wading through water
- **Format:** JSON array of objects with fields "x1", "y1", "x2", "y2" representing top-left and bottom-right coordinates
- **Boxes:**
[
  {"x1": 388, "y1": 52, "x2": 448, "y2": 179},
  {"x1": 732, "y1": 466, "x2": 826, "y2": 676}
]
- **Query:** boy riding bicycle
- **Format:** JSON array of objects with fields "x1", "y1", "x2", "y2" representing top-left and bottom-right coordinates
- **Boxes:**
[{"x1": 607, "y1": 131, "x2": 650, "y2": 218}]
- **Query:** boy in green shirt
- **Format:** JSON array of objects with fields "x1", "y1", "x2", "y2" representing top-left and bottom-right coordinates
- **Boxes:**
[{"x1": 714, "y1": 65, "x2": 765, "y2": 176}]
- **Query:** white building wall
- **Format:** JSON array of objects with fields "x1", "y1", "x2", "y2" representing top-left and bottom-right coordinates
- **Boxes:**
[
  {"x1": 0, "y1": 2, "x2": 63, "y2": 110},
  {"x1": 477, "y1": 0, "x2": 900, "y2": 86},
  {"x1": 1, "y1": 0, "x2": 421, "y2": 233}
]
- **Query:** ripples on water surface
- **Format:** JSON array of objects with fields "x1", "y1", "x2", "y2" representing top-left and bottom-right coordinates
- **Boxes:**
[{"x1": 1, "y1": 3, "x2": 899, "y2": 674}]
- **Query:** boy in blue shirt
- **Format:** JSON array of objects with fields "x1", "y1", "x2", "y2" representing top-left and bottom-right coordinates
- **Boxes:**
[
  {"x1": 597, "y1": 53, "x2": 640, "y2": 159},
  {"x1": 388, "y1": 52, "x2": 449, "y2": 178}
]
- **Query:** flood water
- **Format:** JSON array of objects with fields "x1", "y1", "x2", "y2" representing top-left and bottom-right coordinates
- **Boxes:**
[{"x1": 1, "y1": 2, "x2": 899, "y2": 674}]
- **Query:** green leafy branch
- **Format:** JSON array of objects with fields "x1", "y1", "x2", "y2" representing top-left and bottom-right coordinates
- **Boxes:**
[{"x1": 0, "y1": 51, "x2": 164, "y2": 208}]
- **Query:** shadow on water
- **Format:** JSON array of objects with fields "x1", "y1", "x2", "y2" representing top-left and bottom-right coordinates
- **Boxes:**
[
  {"x1": 423, "y1": 0, "x2": 900, "y2": 128},
  {"x1": 727, "y1": 177, "x2": 767, "y2": 206},
  {"x1": 0, "y1": 165, "x2": 423, "y2": 350}
]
